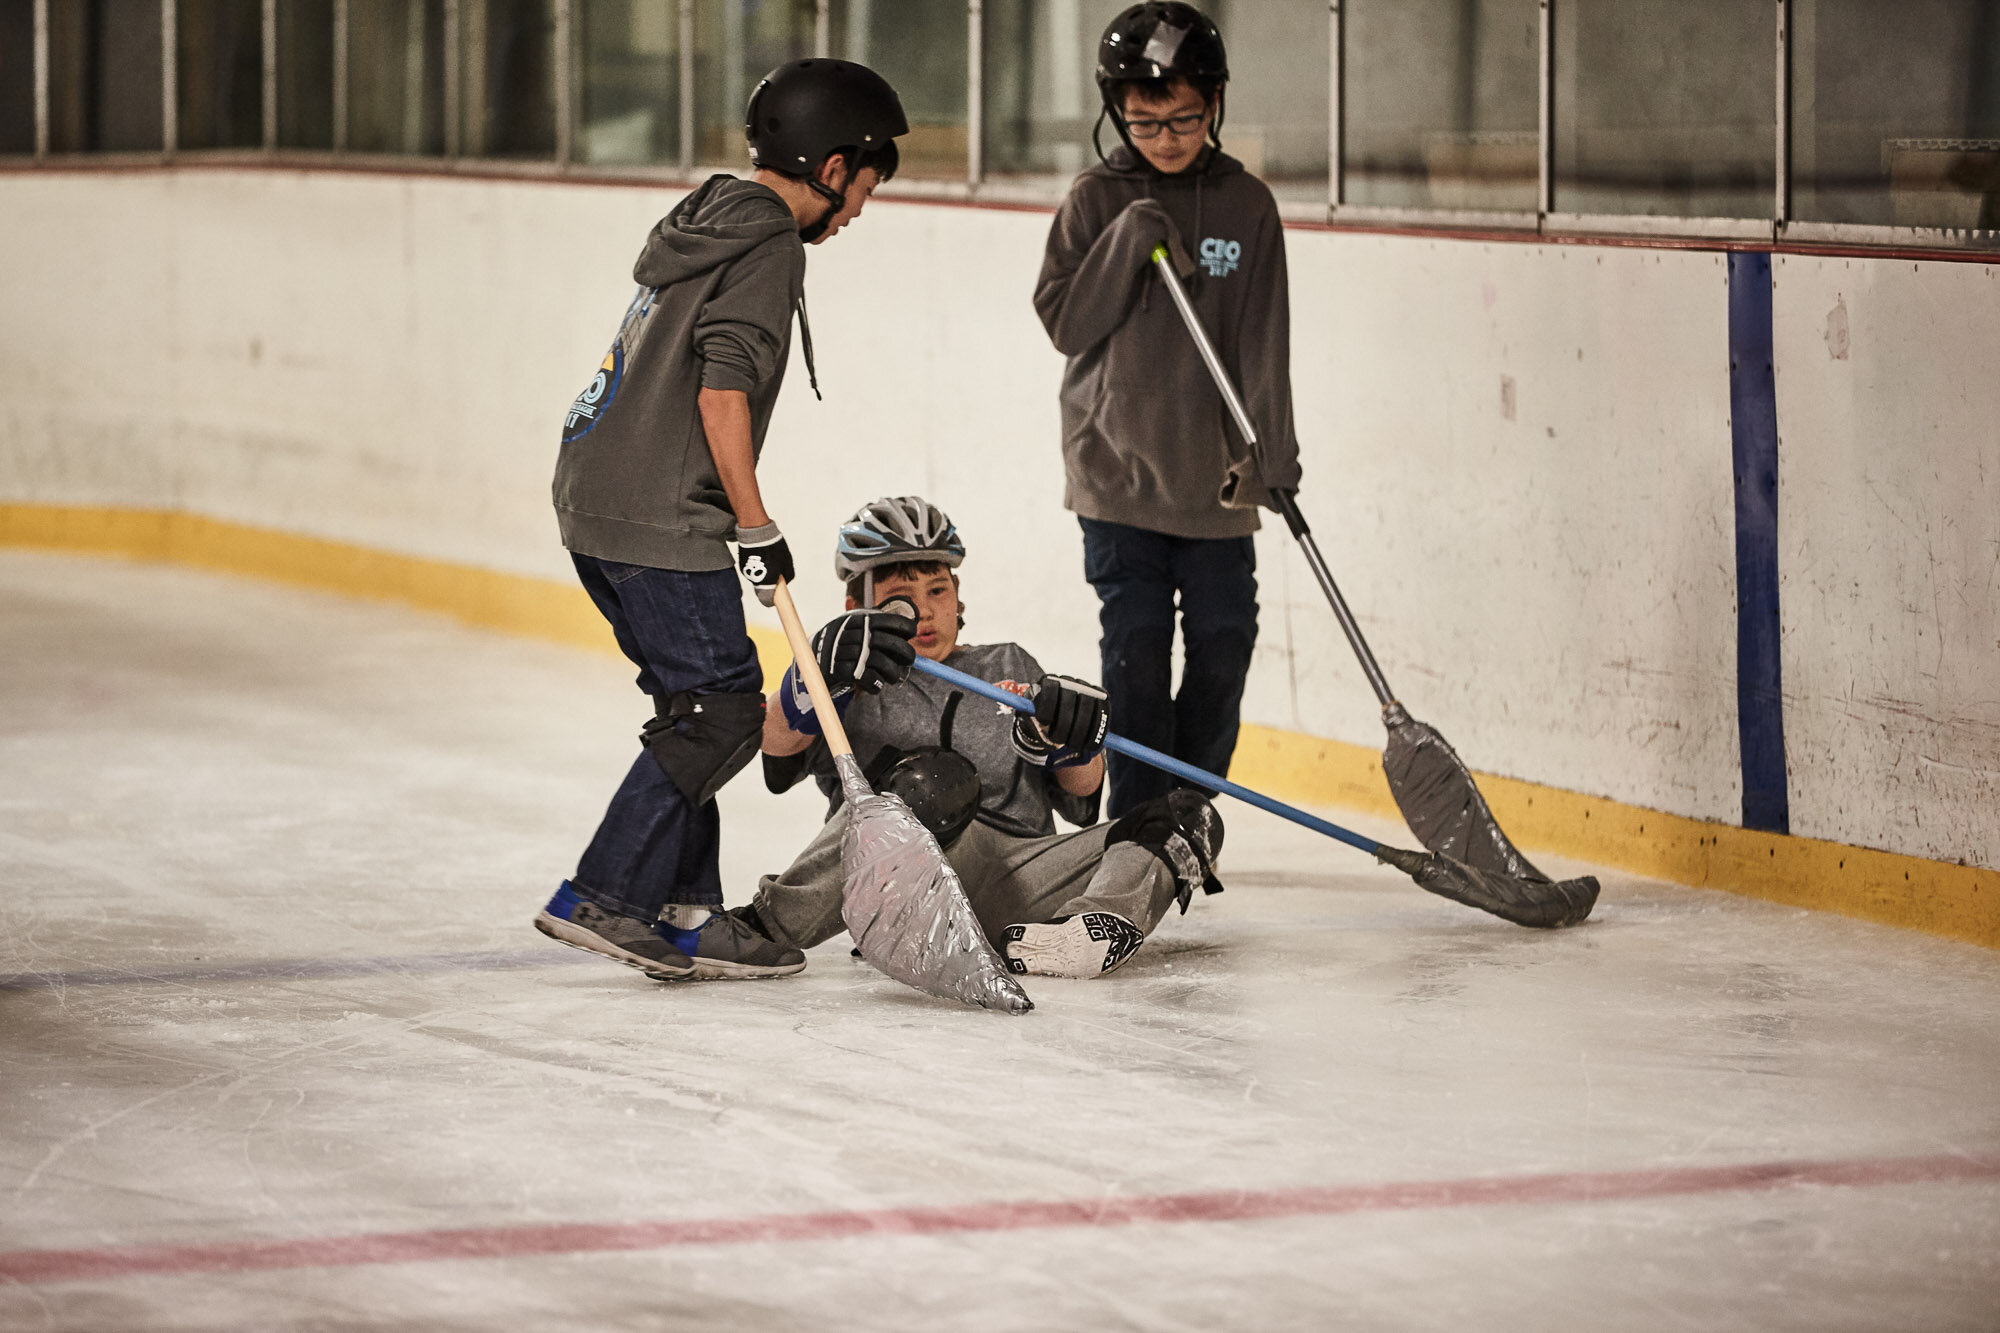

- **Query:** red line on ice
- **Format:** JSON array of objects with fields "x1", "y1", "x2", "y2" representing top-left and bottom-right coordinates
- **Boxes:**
[{"x1": 5, "y1": 1153, "x2": 1996, "y2": 1286}]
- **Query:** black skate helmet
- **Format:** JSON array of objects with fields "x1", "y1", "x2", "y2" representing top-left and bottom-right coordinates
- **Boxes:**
[
  {"x1": 1094, "y1": 2, "x2": 1229, "y2": 169},
  {"x1": 746, "y1": 59, "x2": 908, "y2": 236},
  {"x1": 833, "y1": 496, "x2": 965, "y2": 583}
]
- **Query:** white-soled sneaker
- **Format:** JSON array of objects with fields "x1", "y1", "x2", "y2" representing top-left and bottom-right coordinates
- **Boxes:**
[{"x1": 1002, "y1": 910, "x2": 1145, "y2": 978}]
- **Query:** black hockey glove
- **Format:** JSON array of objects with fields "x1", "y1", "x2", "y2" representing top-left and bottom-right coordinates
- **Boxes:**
[
  {"x1": 1010, "y1": 674, "x2": 1109, "y2": 770},
  {"x1": 812, "y1": 606, "x2": 918, "y2": 697},
  {"x1": 734, "y1": 523, "x2": 794, "y2": 607}
]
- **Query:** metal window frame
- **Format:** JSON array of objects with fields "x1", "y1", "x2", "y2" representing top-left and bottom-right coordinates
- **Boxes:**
[
  {"x1": 262, "y1": 0, "x2": 277, "y2": 151},
  {"x1": 967, "y1": 0, "x2": 983, "y2": 190},
  {"x1": 1774, "y1": 0, "x2": 1790, "y2": 225},
  {"x1": 444, "y1": 0, "x2": 462, "y2": 156},
  {"x1": 32, "y1": 0, "x2": 48, "y2": 158},
  {"x1": 554, "y1": 0, "x2": 573, "y2": 165},
  {"x1": 9, "y1": 0, "x2": 1998, "y2": 260},
  {"x1": 333, "y1": 0, "x2": 349, "y2": 151},
  {"x1": 1538, "y1": 0, "x2": 1552, "y2": 217},
  {"x1": 163, "y1": 0, "x2": 177, "y2": 154},
  {"x1": 1328, "y1": 0, "x2": 1342, "y2": 210},
  {"x1": 678, "y1": 0, "x2": 694, "y2": 170}
]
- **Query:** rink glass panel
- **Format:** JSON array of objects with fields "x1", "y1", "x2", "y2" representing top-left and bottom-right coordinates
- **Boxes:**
[
  {"x1": 43, "y1": 0, "x2": 167, "y2": 153},
  {"x1": 277, "y1": 0, "x2": 337, "y2": 150},
  {"x1": 691, "y1": 0, "x2": 813, "y2": 169},
  {"x1": 346, "y1": 0, "x2": 447, "y2": 156},
  {"x1": 1791, "y1": 0, "x2": 2000, "y2": 230},
  {"x1": 1551, "y1": 0, "x2": 1777, "y2": 219},
  {"x1": 0, "y1": 3, "x2": 33, "y2": 154},
  {"x1": 577, "y1": 0, "x2": 682, "y2": 167},
  {"x1": 825, "y1": 0, "x2": 968, "y2": 180},
  {"x1": 176, "y1": 0, "x2": 263, "y2": 149},
  {"x1": 1342, "y1": 0, "x2": 1538, "y2": 213},
  {"x1": 460, "y1": 0, "x2": 556, "y2": 159}
]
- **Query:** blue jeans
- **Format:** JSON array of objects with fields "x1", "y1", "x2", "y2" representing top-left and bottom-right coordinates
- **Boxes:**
[
  {"x1": 570, "y1": 554, "x2": 764, "y2": 917},
  {"x1": 1080, "y1": 519, "x2": 1258, "y2": 820}
]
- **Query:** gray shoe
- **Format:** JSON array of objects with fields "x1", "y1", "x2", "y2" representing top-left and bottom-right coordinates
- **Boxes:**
[
  {"x1": 687, "y1": 906, "x2": 806, "y2": 980},
  {"x1": 533, "y1": 881, "x2": 694, "y2": 980}
]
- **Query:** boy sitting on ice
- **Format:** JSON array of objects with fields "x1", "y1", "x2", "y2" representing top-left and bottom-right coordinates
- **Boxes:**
[{"x1": 729, "y1": 495, "x2": 1223, "y2": 978}]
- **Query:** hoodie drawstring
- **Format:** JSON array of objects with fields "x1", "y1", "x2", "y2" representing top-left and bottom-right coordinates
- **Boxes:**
[{"x1": 795, "y1": 290, "x2": 821, "y2": 400}]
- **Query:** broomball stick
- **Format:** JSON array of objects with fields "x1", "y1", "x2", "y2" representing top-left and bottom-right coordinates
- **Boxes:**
[
  {"x1": 1148, "y1": 244, "x2": 1594, "y2": 927},
  {"x1": 770, "y1": 580, "x2": 1030, "y2": 1011},
  {"x1": 911, "y1": 655, "x2": 1595, "y2": 929}
]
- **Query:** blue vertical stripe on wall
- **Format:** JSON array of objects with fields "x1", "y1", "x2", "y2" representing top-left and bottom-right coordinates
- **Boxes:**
[{"x1": 1727, "y1": 251, "x2": 1789, "y2": 834}]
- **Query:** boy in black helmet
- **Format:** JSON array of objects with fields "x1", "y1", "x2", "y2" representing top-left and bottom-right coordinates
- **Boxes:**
[
  {"x1": 732, "y1": 496, "x2": 1225, "y2": 980},
  {"x1": 1035, "y1": 2, "x2": 1303, "y2": 821},
  {"x1": 536, "y1": 60, "x2": 909, "y2": 983}
]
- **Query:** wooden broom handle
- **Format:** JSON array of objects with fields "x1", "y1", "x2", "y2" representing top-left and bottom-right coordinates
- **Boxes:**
[{"x1": 771, "y1": 579, "x2": 854, "y2": 760}]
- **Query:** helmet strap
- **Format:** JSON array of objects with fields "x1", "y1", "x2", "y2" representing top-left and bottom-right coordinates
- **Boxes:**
[{"x1": 797, "y1": 157, "x2": 850, "y2": 243}]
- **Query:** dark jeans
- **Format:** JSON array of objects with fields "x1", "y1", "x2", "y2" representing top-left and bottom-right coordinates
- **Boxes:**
[
  {"x1": 570, "y1": 554, "x2": 764, "y2": 918},
  {"x1": 1080, "y1": 518, "x2": 1258, "y2": 820}
]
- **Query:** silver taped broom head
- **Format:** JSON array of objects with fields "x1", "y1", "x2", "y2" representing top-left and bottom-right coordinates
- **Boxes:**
[{"x1": 835, "y1": 755, "x2": 1033, "y2": 1013}]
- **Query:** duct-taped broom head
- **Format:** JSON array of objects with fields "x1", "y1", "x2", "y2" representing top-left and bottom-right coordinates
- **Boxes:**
[
  {"x1": 1383, "y1": 706, "x2": 1552, "y2": 885},
  {"x1": 835, "y1": 755, "x2": 1033, "y2": 1013},
  {"x1": 1374, "y1": 844, "x2": 1599, "y2": 929}
]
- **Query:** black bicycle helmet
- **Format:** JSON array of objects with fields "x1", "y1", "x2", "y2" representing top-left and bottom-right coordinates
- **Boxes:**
[
  {"x1": 1094, "y1": 2, "x2": 1229, "y2": 167},
  {"x1": 746, "y1": 58, "x2": 908, "y2": 183}
]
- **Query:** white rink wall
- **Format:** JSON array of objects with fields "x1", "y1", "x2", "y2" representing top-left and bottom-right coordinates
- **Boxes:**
[{"x1": 0, "y1": 168, "x2": 1993, "y2": 870}]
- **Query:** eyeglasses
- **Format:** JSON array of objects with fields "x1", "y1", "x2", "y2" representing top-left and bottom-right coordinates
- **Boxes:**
[{"x1": 1122, "y1": 109, "x2": 1207, "y2": 140}]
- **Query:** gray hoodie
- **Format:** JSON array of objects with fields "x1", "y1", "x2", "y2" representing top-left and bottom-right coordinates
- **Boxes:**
[
  {"x1": 1035, "y1": 147, "x2": 1302, "y2": 540},
  {"x1": 554, "y1": 175, "x2": 807, "y2": 571}
]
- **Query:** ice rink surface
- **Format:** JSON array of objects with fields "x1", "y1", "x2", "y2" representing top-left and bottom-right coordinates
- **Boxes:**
[{"x1": 2, "y1": 550, "x2": 1997, "y2": 1331}]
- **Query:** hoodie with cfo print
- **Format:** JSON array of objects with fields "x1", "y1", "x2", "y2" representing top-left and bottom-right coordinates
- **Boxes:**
[
  {"x1": 1034, "y1": 146, "x2": 1302, "y2": 541},
  {"x1": 554, "y1": 174, "x2": 808, "y2": 572}
]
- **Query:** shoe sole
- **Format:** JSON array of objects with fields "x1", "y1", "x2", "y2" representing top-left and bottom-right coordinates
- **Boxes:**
[
  {"x1": 533, "y1": 911, "x2": 695, "y2": 980},
  {"x1": 686, "y1": 956, "x2": 808, "y2": 981},
  {"x1": 1005, "y1": 911, "x2": 1145, "y2": 979}
]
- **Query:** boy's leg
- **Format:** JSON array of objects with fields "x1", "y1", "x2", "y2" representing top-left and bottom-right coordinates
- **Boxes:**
[
  {"x1": 1171, "y1": 534, "x2": 1258, "y2": 783},
  {"x1": 1080, "y1": 517, "x2": 1179, "y2": 819},
  {"x1": 998, "y1": 791, "x2": 1225, "y2": 979},
  {"x1": 747, "y1": 809, "x2": 850, "y2": 952},
  {"x1": 541, "y1": 556, "x2": 766, "y2": 977},
  {"x1": 753, "y1": 815, "x2": 1093, "y2": 955}
]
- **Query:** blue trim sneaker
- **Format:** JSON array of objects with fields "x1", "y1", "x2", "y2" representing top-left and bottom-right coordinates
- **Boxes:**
[
  {"x1": 1002, "y1": 910, "x2": 1145, "y2": 978},
  {"x1": 533, "y1": 881, "x2": 695, "y2": 980}
]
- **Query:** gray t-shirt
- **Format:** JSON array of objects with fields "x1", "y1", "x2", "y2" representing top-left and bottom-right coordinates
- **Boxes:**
[{"x1": 782, "y1": 643, "x2": 1100, "y2": 838}]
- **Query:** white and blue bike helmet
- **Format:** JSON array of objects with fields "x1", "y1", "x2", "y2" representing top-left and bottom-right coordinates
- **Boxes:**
[{"x1": 833, "y1": 496, "x2": 965, "y2": 600}]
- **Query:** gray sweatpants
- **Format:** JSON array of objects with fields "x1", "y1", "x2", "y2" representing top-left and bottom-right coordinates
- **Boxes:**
[{"x1": 750, "y1": 812, "x2": 1180, "y2": 956}]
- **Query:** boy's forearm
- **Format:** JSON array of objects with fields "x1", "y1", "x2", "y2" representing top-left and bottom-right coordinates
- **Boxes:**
[
  {"x1": 1055, "y1": 756, "x2": 1105, "y2": 796},
  {"x1": 762, "y1": 699, "x2": 816, "y2": 756},
  {"x1": 697, "y1": 387, "x2": 772, "y2": 531}
]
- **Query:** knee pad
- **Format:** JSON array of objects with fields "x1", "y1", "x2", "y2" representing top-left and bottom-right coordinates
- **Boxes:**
[
  {"x1": 640, "y1": 691, "x2": 765, "y2": 807},
  {"x1": 1105, "y1": 789, "x2": 1225, "y2": 913}
]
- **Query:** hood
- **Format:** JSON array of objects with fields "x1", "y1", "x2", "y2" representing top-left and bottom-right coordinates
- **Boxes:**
[
  {"x1": 633, "y1": 175, "x2": 800, "y2": 288},
  {"x1": 1096, "y1": 143, "x2": 1244, "y2": 184}
]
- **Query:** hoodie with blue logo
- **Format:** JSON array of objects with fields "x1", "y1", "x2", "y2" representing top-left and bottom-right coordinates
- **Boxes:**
[
  {"x1": 1034, "y1": 146, "x2": 1302, "y2": 541},
  {"x1": 554, "y1": 174, "x2": 808, "y2": 571}
]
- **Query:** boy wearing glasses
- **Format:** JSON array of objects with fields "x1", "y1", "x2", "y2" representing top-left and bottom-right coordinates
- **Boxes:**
[{"x1": 1033, "y1": 2, "x2": 1303, "y2": 821}]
